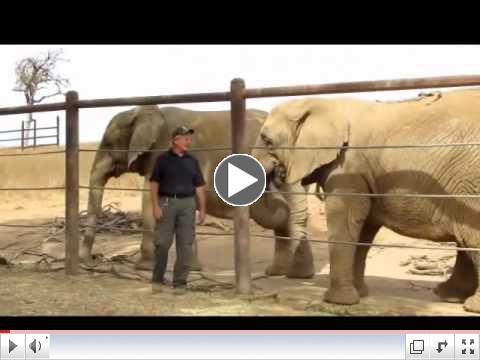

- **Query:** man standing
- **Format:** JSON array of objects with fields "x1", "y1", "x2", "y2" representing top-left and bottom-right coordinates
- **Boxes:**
[{"x1": 149, "y1": 125, "x2": 207, "y2": 294}]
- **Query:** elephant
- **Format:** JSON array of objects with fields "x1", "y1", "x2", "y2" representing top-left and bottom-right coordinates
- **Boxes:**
[
  {"x1": 252, "y1": 88, "x2": 480, "y2": 313},
  {"x1": 82, "y1": 105, "x2": 315, "y2": 278}
]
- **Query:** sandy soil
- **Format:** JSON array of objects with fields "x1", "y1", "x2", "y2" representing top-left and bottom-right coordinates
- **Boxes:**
[{"x1": 0, "y1": 145, "x2": 475, "y2": 316}]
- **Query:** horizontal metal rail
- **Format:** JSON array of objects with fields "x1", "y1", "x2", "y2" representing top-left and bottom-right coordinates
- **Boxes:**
[
  {"x1": 0, "y1": 150, "x2": 65, "y2": 157},
  {"x1": 1, "y1": 75, "x2": 480, "y2": 115},
  {"x1": 0, "y1": 126, "x2": 58, "y2": 134},
  {"x1": 243, "y1": 75, "x2": 480, "y2": 98},
  {"x1": 0, "y1": 135, "x2": 58, "y2": 142}
]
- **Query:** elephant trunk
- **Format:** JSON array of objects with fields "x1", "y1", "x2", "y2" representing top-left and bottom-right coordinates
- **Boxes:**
[
  {"x1": 81, "y1": 154, "x2": 114, "y2": 258},
  {"x1": 251, "y1": 187, "x2": 290, "y2": 230},
  {"x1": 281, "y1": 181, "x2": 308, "y2": 241}
]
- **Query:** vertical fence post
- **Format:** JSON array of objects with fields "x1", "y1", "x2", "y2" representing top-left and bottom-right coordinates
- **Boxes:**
[
  {"x1": 56, "y1": 115, "x2": 60, "y2": 146},
  {"x1": 21, "y1": 120, "x2": 25, "y2": 150},
  {"x1": 65, "y1": 91, "x2": 80, "y2": 275},
  {"x1": 33, "y1": 119, "x2": 37, "y2": 148},
  {"x1": 230, "y1": 78, "x2": 251, "y2": 294}
]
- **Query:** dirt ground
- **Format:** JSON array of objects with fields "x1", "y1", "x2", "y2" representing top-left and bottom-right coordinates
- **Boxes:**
[{"x1": 0, "y1": 145, "x2": 476, "y2": 316}]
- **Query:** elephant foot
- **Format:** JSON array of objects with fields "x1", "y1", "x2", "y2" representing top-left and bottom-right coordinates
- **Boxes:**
[
  {"x1": 434, "y1": 280, "x2": 474, "y2": 303},
  {"x1": 324, "y1": 285, "x2": 360, "y2": 305},
  {"x1": 463, "y1": 294, "x2": 480, "y2": 313},
  {"x1": 287, "y1": 261, "x2": 315, "y2": 279},
  {"x1": 286, "y1": 241, "x2": 315, "y2": 279},
  {"x1": 265, "y1": 263, "x2": 289, "y2": 276},
  {"x1": 355, "y1": 281, "x2": 369, "y2": 298},
  {"x1": 79, "y1": 245, "x2": 92, "y2": 260}
]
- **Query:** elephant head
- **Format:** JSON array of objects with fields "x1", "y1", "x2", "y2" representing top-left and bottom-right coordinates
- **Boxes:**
[
  {"x1": 253, "y1": 98, "x2": 349, "y2": 186},
  {"x1": 82, "y1": 105, "x2": 168, "y2": 258}
]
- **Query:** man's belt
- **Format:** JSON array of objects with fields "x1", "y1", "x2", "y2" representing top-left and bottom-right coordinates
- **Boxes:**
[{"x1": 159, "y1": 193, "x2": 194, "y2": 199}]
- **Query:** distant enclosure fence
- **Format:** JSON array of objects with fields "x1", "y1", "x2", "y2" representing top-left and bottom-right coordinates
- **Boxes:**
[
  {"x1": 0, "y1": 116, "x2": 60, "y2": 149},
  {"x1": 1, "y1": 75, "x2": 480, "y2": 295}
]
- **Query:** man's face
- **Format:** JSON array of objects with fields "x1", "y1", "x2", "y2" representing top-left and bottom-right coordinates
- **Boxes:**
[{"x1": 172, "y1": 134, "x2": 193, "y2": 152}]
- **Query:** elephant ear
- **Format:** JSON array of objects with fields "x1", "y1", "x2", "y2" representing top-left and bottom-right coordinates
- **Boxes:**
[
  {"x1": 285, "y1": 99, "x2": 349, "y2": 184},
  {"x1": 127, "y1": 109, "x2": 165, "y2": 170}
]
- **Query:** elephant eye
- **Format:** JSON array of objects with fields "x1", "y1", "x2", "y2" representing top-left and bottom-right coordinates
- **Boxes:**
[{"x1": 261, "y1": 133, "x2": 274, "y2": 147}]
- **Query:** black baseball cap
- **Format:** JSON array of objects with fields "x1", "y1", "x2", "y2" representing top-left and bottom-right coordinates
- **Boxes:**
[{"x1": 171, "y1": 125, "x2": 194, "y2": 138}]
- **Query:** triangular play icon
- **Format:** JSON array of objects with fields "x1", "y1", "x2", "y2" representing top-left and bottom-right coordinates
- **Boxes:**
[
  {"x1": 9, "y1": 339, "x2": 17, "y2": 353},
  {"x1": 227, "y1": 162, "x2": 258, "y2": 197}
]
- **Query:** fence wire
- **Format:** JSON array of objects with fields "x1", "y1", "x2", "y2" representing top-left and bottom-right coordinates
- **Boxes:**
[
  {"x1": 0, "y1": 186, "x2": 65, "y2": 191},
  {"x1": 77, "y1": 141, "x2": 480, "y2": 154},
  {"x1": 0, "y1": 220, "x2": 475, "y2": 252},
  {"x1": 80, "y1": 185, "x2": 480, "y2": 199},
  {"x1": 264, "y1": 190, "x2": 480, "y2": 199},
  {"x1": 79, "y1": 147, "x2": 233, "y2": 153},
  {"x1": 250, "y1": 142, "x2": 480, "y2": 150}
]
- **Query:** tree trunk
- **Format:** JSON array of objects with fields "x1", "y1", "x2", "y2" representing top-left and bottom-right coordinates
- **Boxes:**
[{"x1": 23, "y1": 112, "x2": 33, "y2": 147}]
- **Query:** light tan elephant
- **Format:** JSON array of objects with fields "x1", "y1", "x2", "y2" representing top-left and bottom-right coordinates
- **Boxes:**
[
  {"x1": 252, "y1": 89, "x2": 480, "y2": 313},
  {"x1": 83, "y1": 105, "x2": 315, "y2": 278}
]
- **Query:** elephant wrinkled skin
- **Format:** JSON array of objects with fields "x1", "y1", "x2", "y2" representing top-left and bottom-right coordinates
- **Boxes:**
[
  {"x1": 83, "y1": 105, "x2": 315, "y2": 279},
  {"x1": 252, "y1": 89, "x2": 480, "y2": 313}
]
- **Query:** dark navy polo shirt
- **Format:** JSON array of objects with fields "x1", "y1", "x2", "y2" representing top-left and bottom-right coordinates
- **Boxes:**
[{"x1": 149, "y1": 149, "x2": 205, "y2": 197}]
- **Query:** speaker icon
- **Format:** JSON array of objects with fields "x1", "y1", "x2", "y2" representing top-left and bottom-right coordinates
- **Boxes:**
[{"x1": 29, "y1": 339, "x2": 41, "y2": 354}]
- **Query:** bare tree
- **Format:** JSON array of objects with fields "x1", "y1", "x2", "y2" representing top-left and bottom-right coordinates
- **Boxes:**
[{"x1": 13, "y1": 49, "x2": 70, "y2": 147}]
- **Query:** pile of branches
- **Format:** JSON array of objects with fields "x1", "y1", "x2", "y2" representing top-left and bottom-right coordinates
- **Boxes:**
[
  {"x1": 400, "y1": 254, "x2": 454, "y2": 276},
  {"x1": 49, "y1": 203, "x2": 143, "y2": 236}
]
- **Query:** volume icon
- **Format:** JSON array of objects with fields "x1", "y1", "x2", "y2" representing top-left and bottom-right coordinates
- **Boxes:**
[{"x1": 29, "y1": 339, "x2": 41, "y2": 353}]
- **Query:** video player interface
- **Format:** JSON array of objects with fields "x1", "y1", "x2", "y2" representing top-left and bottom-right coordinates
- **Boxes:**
[{"x1": 0, "y1": 331, "x2": 477, "y2": 360}]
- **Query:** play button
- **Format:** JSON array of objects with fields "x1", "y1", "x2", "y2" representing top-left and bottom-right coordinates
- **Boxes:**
[
  {"x1": 214, "y1": 154, "x2": 266, "y2": 206},
  {"x1": 9, "y1": 340, "x2": 17, "y2": 353}
]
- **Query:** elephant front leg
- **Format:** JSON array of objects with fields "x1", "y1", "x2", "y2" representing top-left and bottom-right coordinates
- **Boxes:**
[
  {"x1": 324, "y1": 238, "x2": 360, "y2": 305},
  {"x1": 324, "y1": 196, "x2": 370, "y2": 305},
  {"x1": 135, "y1": 179, "x2": 156, "y2": 270}
]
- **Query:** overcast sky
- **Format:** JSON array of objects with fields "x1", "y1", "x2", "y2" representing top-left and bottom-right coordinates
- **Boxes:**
[{"x1": 1, "y1": 45, "x2": 480, "y2": 147}]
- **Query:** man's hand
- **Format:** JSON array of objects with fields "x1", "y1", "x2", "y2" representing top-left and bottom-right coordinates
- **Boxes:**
[
  {"x1": 197, "y1": 208, "x2": 206, "y2": 225},
  {"x1": 195, "y1": 185, "x2": 207, "y2": 225},
  {"x1": 153, "y1": 205, "x2": 163, "y2": 220}
]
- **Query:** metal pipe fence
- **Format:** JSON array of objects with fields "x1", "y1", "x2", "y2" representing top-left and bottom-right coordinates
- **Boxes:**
[
  {"x1": 1, "y1": 74, "x2": 480, "y2": 293},
  {"x1": 0, "y1": 117, "x2": 60, "y2": 149}
]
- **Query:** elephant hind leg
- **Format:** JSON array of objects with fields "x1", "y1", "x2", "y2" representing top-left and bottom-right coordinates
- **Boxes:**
[
  {"x1": 462, "y1": 250, "x2": 480, "y2": 313},
  {"x1": 354, "y1": 224, "x2": 380, "y2": 298},
  {"x1": 455, "y1": 229, "x2": 480, "y2": 313},
  {"x1": 434, "y1": 249, "x2": 477, "y2": 303}
]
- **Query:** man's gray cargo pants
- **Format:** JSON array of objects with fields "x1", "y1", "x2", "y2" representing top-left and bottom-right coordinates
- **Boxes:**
[{"x1": 152, "y1": 196, "x2": 196, "y2": 287}]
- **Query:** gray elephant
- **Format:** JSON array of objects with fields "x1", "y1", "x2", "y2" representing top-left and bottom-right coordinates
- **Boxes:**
[
  {"x1": 252, "y1": 89, "x2": 480, "y2": 313},
  {"x1": 82, "y1": 105, "x2": 315, "y2": 278}
]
